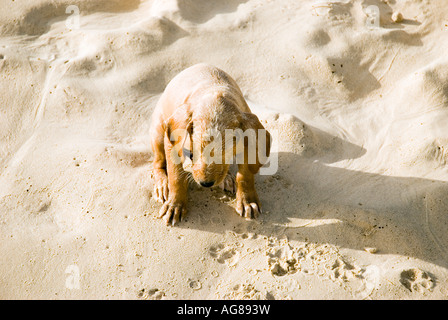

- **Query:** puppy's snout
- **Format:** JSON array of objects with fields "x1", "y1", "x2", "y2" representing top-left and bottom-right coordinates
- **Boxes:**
[{"x1": 199, "y1": 180, "x2": 214, "y2": 188}]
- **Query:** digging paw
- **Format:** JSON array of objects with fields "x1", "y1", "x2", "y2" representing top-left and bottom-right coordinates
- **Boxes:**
[
  {"x1": 236, "y1": 191, "x2": 262, "y2": 219},
  {"x1": 153, "y1": 174, "x2": 169, "y2": 203},
  {"x1": 158, "y1": 198, "x2": 187, "y2": 226}
]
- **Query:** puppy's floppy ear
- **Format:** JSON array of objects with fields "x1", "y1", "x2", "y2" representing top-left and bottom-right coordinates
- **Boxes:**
[
  {"x1": 240, "y1": 112, "x2": 271, "y2": 174},
  {"x1": 165, "y1": 103, "x2": 192, "y2": 146}
]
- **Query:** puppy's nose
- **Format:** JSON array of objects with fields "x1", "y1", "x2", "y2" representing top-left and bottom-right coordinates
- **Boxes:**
[{"x1": 199, "y1": 180, "x2": 214, "y2": 188}]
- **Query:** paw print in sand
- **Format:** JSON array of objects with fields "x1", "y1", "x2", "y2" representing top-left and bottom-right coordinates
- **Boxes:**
[
  {"x1": 209, "y1": 243, "x2": 240, "y2": 267},
  {"x1": 400, "y1": 268, "x2": 435, "y2": 293}
]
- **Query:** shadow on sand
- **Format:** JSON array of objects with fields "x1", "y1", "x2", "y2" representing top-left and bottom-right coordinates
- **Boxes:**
[{"x1": 176, "y1": 135, "x2": 448, "y2": 269}]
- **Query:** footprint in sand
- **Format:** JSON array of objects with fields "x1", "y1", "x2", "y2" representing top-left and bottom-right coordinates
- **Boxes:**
[
  {"x1": 230, "y1": 221, "x2": 261, "y2": 241},
  {"x1": 209, "y1": 243, "x2": 240, "y2": 267},
  {"x1": 219, "y1": 283, "x2": 267, "y2": 300},
  {"x1": 137, "y1": 288, "x2": 165, "y2": 300},
  {"x1": 400, "y1": 268, "x2": 435, "y2": 293},
  {"x1": 330, "y1": 258, "x2": 363, "y2": 282},
  {"x1": 266, "y1": 244, "x2": 298, "y2": 277}
]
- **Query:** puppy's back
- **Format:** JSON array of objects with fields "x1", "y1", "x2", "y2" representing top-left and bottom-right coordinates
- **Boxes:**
[{"x1": 166, "y1": 64, "x2": 250, "y2": 112}]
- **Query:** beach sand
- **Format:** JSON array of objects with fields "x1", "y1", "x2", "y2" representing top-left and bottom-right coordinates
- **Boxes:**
[{"x1": 1, "y1": 0, "x2": 448, "y2": 299}]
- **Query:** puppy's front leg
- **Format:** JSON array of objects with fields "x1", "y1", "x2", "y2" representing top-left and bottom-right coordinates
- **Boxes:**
[
  {"x1": 158, "y1": 136, "x2": 189, "y2": 225},
  {"x1": 152, "y1": 142, "x2": 169, "y2": 203},
  {"x1": 235, "y1": 164, "x2": 261, "y2": 219}
]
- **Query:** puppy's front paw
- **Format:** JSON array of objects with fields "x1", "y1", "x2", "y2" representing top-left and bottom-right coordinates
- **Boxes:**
[
  {"x1": 236, "y1": 191, "x2": 261, "y2": 219},
  {"x1": 153, "y1": 175, "x2": 169, "y2": 203},
  {"x1": 158, "y1": 198, "x2": 187, "y2": 226}
]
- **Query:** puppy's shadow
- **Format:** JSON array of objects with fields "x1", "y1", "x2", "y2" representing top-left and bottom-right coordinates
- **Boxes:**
[{"x1": 178, "y1": 140, "x2": 448, "y2": 269}]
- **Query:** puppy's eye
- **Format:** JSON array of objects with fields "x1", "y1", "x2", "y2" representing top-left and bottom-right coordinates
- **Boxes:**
[{"x1": 183, "y1": 148, "x2": 193, "y2": 160}]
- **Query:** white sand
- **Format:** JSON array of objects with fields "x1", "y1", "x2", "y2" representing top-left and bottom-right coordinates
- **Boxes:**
[{"x1": 1, "y1": 0, "x2": 448, "y2": 299}]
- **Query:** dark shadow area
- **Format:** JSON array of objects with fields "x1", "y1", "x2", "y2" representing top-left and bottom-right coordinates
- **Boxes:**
[
  {"x1": 327, "y1": 56, "x2": 381, "y2": 101},
  {"x1": 401, "y1": 19, "x2": 422, "y2": 26},
  {"x1": 300, "y1": 122, "x2": 367, "y2": 163},
  {"x1": 174, "y1": 143, "x2": 448, "y2": 269},
  {"x1": 381, "y1": 29, "x2": 423, "y2": 46}
]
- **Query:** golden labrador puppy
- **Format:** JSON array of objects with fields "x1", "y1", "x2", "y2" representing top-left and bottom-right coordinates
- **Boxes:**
[{"x1": 150, "y1": 63, "x2": 270, "y2": 225}]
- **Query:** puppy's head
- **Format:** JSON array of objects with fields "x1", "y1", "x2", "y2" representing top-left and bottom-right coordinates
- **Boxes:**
[
  {"x1": 183, "y1": 118, "x2": 237, "y2": 188},
  {"x1": 167, "y1": 91, "x2": 270, "y2": 188}
]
